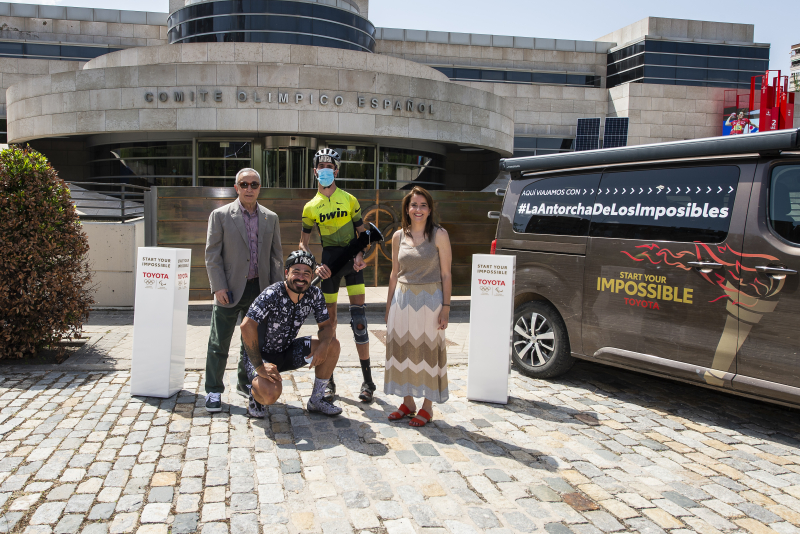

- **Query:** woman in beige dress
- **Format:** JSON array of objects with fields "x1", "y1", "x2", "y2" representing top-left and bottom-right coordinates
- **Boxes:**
[{"x1": 384, "y1": 186, "x2": 452, "y2": 427}]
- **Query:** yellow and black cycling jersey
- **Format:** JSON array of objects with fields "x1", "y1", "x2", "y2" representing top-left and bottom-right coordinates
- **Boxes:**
[{"x1": 301, "y1": 188, "x2": 363, "y2": 248}]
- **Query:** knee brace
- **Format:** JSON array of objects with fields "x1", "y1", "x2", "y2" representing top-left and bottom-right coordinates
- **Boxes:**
[{"x1": 349, "y1": 304, "x2": 369, "y2": 344}]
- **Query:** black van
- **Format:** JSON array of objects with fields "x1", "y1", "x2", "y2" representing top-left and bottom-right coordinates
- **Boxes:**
[{"x1": 494, "y1": 128, "x2": 800, "y2": 408}]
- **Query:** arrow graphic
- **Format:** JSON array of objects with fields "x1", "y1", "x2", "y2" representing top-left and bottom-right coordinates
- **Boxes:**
[
  {"x1": 614, "y1": 188, "x2": 618, "y2": 194},
  {"x1": 728, "y1": 186, "x2": 734, "y2": 193},
  {"x1": 648, "y1": 188, "x2": 652, "y2": 194},
  {"x1": 639, "y1": 188, "x2": 643, "y2": 194},
  {"x1": 707, "y1": 186, "x2": 712, "y2": 193},
  {"x1": 696, "y1": 187, "x2": 701, "y2": 193},
  {"x1": 583, "y1": 189, "x2": 587, "y2": 195},
  {"x1": 622, "y1": 188, "x2": 626, "y2": 194},
  {"x1": 666, "y1": 187, "x2": 671, "y2": 193},
  {"x1": 591, "y1": 189, "x2": 595, "y2": 194},
  {"x1": 606, "y1": 188, "x2": 610, "y2": 194}
]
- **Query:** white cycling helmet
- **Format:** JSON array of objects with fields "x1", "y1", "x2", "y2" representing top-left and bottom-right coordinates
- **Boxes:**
[{"x1": 313, "y1": 148, "x2": 340, "y2": 169}]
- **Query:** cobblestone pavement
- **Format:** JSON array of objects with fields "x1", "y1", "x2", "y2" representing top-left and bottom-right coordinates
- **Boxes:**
[{"x1": 1, "y1": 357, "x2": 800, "y2": 534}]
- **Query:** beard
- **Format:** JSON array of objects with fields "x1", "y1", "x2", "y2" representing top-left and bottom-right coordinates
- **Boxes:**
[{"x1": 286, "y1": 279, "x2": 309, "y2": 294}]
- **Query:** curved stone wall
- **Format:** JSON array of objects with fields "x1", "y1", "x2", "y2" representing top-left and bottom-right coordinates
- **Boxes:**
[{"x1": 7, "y1": 43, "x2": 514, "y2": 155}]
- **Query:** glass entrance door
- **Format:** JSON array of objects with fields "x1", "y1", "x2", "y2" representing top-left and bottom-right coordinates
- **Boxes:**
[{"x1": 264, "y1": 147, "x2": 312, "y2": 188}]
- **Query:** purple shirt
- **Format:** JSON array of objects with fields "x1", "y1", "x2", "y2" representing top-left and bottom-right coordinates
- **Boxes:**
[{"x1": 238, "y1": 199, "x2": 259, "y2": 280}]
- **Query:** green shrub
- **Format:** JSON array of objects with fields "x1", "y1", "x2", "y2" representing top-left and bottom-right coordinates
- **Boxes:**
[{"x1": 0, "y1": 145, "x2": 93, "y2": 358}]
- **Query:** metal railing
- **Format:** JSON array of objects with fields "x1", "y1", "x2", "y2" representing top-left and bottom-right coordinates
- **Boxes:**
[{"x1": 66, "y1": 182, "x2": 150, "y2": 221}]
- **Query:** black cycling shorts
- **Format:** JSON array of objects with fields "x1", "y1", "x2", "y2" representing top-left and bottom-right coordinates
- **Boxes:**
[
  {"x1": 244, "y1": 337, "x2": 312, "y2": 381},
  {"x1": 320, "y1": 246, "x2": 365, "y2": 301}
]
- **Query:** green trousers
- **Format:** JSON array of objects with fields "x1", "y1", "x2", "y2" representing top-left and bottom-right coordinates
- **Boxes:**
[{"x1": 205, "y1": 278, "x2": 261, "y2": 394}]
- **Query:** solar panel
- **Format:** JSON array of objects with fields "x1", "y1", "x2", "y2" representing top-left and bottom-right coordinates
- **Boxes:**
[
  {"x1": 575, "y1": 118, "x2": 601, "y2": 151},
  {"x1": 603, "y1": 117, "x2": 629, "y2": 148}
]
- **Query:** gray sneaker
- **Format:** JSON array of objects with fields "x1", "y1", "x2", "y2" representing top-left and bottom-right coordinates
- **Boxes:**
[
  {"x1": 307, "y1": 397, "x2": 342, "y2": 416},
  {"x1": 248, "y1": 398, "x2": 266, "y2": 418}
]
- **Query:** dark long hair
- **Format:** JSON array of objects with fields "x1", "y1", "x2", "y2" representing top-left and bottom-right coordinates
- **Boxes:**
[{"x1": 401, "y1": 186, "x2": 437, "y2": 242}]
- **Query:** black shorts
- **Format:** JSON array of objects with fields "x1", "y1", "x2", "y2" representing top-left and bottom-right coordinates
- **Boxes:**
[
  {"x1": 320, "y1": 246, "x2": 365, "y2": 298},
  {"x1": 243, "y1": 336, "x2": 312, "y2": 381}
]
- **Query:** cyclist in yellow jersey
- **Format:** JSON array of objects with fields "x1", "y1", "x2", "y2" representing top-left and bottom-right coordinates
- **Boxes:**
[{"x1": 299, "y1": 148, "x2": 377, "y2": 403}]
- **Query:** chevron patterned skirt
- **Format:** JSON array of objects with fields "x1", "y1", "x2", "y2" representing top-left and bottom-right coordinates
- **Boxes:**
[{"x1": 384, "y1": 281, "x2": 448, "y2": 403}]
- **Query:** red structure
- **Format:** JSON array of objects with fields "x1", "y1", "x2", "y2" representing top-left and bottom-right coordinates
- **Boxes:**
[{"x1": 750, "y1": 70, "x2": 795, "y2": 131}]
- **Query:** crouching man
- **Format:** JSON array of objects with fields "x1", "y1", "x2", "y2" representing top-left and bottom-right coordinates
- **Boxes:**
[{"x1": 239, "y1": 250, "x2": 342, "y2": 417}]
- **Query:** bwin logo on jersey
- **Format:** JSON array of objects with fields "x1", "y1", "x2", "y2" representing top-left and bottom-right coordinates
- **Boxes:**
[{"x1": 319, "y1": 209, "x2": 348, "y2": 223}]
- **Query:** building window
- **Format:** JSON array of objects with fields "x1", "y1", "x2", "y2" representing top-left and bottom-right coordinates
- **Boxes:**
[
  {"x1": 0, "y1": 41, "x2": 123, "y2": 61},
  {"x1": 325, "y1": 145, "x2": 376, "y2": 190},
  {"x1": 89, "y1": 141, "x2": 193, "y2": 187},
  {"x1": 607, "y1": 39, "x2": 769, "y2": 89},
  {"x1": 197, "y1": 141, "x2": 252, "y2": 187},
  {"x1": 513, "y1": 137, "x2": 575, "y2": 158},
  {"x1": 0, "y1": 119, "x2": 6, "y2": 144},
  {"x1": 432, "y1": 66, "x2": 601, "y2": 88},
  {"x1": 168, "y1": 0, "x2": 376, "y2": 53},
  {"x1": 378, "y1": 147, "x2": 445, "y2": 190}
]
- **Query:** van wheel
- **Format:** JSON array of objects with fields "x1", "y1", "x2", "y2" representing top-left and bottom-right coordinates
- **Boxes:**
[{"x1": 511, "y1": 301, "x2": 574, "y2": 379}]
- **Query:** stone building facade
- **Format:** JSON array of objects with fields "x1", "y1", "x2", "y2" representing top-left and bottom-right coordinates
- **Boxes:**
[{"x1": 1, "y1": 1, "x2": 798, "y2": 190}]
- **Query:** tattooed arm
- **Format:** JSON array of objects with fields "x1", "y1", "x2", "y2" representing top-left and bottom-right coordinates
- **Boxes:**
[{"x1": 240, "y1": 317, "x2": 280, "y2": 382}]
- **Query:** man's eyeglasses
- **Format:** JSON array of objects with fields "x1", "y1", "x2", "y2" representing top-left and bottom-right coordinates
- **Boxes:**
[{"x1": 237, "y1": 181, "x2": 260, "y2": 190}]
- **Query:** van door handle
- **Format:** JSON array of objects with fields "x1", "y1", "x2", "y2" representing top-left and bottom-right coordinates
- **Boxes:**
[
  {"x1": 687, "y1": 261, "x2": 722, "y2": 273},
  {"x1": 756, "y1": 266, "x2": 798, "y2": 279},
  {"x1": 488, "y1": 211, "x2": 501, "y2": 220}
]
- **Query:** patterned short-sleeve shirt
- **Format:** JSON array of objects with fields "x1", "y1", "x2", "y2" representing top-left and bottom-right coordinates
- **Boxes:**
[{"x1": 245, "y1": 282, "x2": 330, "y2": 353}]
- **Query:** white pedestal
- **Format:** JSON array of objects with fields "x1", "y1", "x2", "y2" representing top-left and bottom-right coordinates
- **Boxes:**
[
  {"x1": 131, "y1": 247, "x2": 191, "y2": 398},
  {"x1": 467, "y1": 254, "x2": 516, "y2": 404}
]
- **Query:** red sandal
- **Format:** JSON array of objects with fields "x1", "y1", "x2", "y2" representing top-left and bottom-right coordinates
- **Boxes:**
[
  {"x1": 388, "y1": 403, "x2": 415, "y2": 421},
  {"x1": 409, "y1": 409, "x2": 432, "y2": 427}
]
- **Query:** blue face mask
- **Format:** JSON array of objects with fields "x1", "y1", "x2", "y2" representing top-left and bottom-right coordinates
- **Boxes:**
[{"x1": 317, "y1": 168, "x2": 335, "y2": 187}]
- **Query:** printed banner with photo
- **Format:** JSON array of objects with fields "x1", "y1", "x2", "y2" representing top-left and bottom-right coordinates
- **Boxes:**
[{"x1": 722, "y1": 106, "x2": 759, "y2": 136}]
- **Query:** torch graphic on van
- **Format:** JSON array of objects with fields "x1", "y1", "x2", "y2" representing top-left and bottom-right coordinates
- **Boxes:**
[{"x1": 621, "y1": 242, "x2": 784, "y2": 386}]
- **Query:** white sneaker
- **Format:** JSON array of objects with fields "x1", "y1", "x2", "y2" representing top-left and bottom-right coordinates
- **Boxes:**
[{"x1": 205, "y1": 392, "x2": 222, "y2": 413}]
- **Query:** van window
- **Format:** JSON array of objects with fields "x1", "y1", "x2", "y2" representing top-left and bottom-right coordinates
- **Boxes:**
[
  {"x1": 589, "y1": 166, "x2": 740, "y2": 242},
  {"x1": 513, "y1": 174, "x2": 600, "y2": 236},
  {"x1": 769, "y1": 165, "x2": 800, "y2": 245}
]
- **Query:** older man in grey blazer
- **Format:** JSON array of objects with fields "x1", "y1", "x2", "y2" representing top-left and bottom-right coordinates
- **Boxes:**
[{"x1": 204, "y1": 168, "x2": 284, "y2": 413}]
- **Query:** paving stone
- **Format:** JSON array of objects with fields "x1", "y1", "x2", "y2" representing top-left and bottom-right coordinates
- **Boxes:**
[
  {"x1": 467, "y1": 507, "x2": 501, "y2": 529},
  {"x1": 231, "y1": 493, "x2": 258, "y2": 511},
  {"x1": 532, "y1": 485, "x2": 562, "y2": 502},
  {"x1": 172, "y1": 513, "x2": 199, "y2": 534},
  {"x1": 0, "y1": 512, "x2": 24, "y2": 532},
  {"x1": 65, "y1": 494, "x2": 94, "y2": 513},
  {"x1": 54, "y1": 514, "x2": 83, "y2": 534},
  {"x1": 116, "y1": 495, "x2": 144, "y2": 512},
  {"x1": 395, "y1": 451, "x2": 420, "y2": 464},
  {"x1": 230, "y1": 514, "x2": 259, "y2": 534},
  {"x1": 88, "y1": 502, "x2": 116, "y2": 520},
  {"x1": 544, "y1": 523, "x2": 572, "y2": 534},
  {"x1": 81, "y1": 524, "x2": 109, "y2": 534},
  {"x1": 503, "y1": 511, "x2": 537, "y2": 533},
  {"x1": 200, "y1": 523, "x2": 227, "y2": 534},
  {"x1": 30, "y1": 502, "x2": 67, "y2": 525},
  {"x1": 109, "y1": 512, "x2": 138, "y2": 533},
  {"x1": 441, "y1": 520, "x2": 479, "y2": 534},
  {"x1": 376, "y1": 500, "x2": 404, "y2": 520},
  {"x1": 141, "y1": 502, "x2": 171, "y2": 523},
  {"x1": 403, "y1": 502, "x2": 439, "y2": 526},
  {"x1": 148, "y1": 486, "x2": 173, "y2": 503}
]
